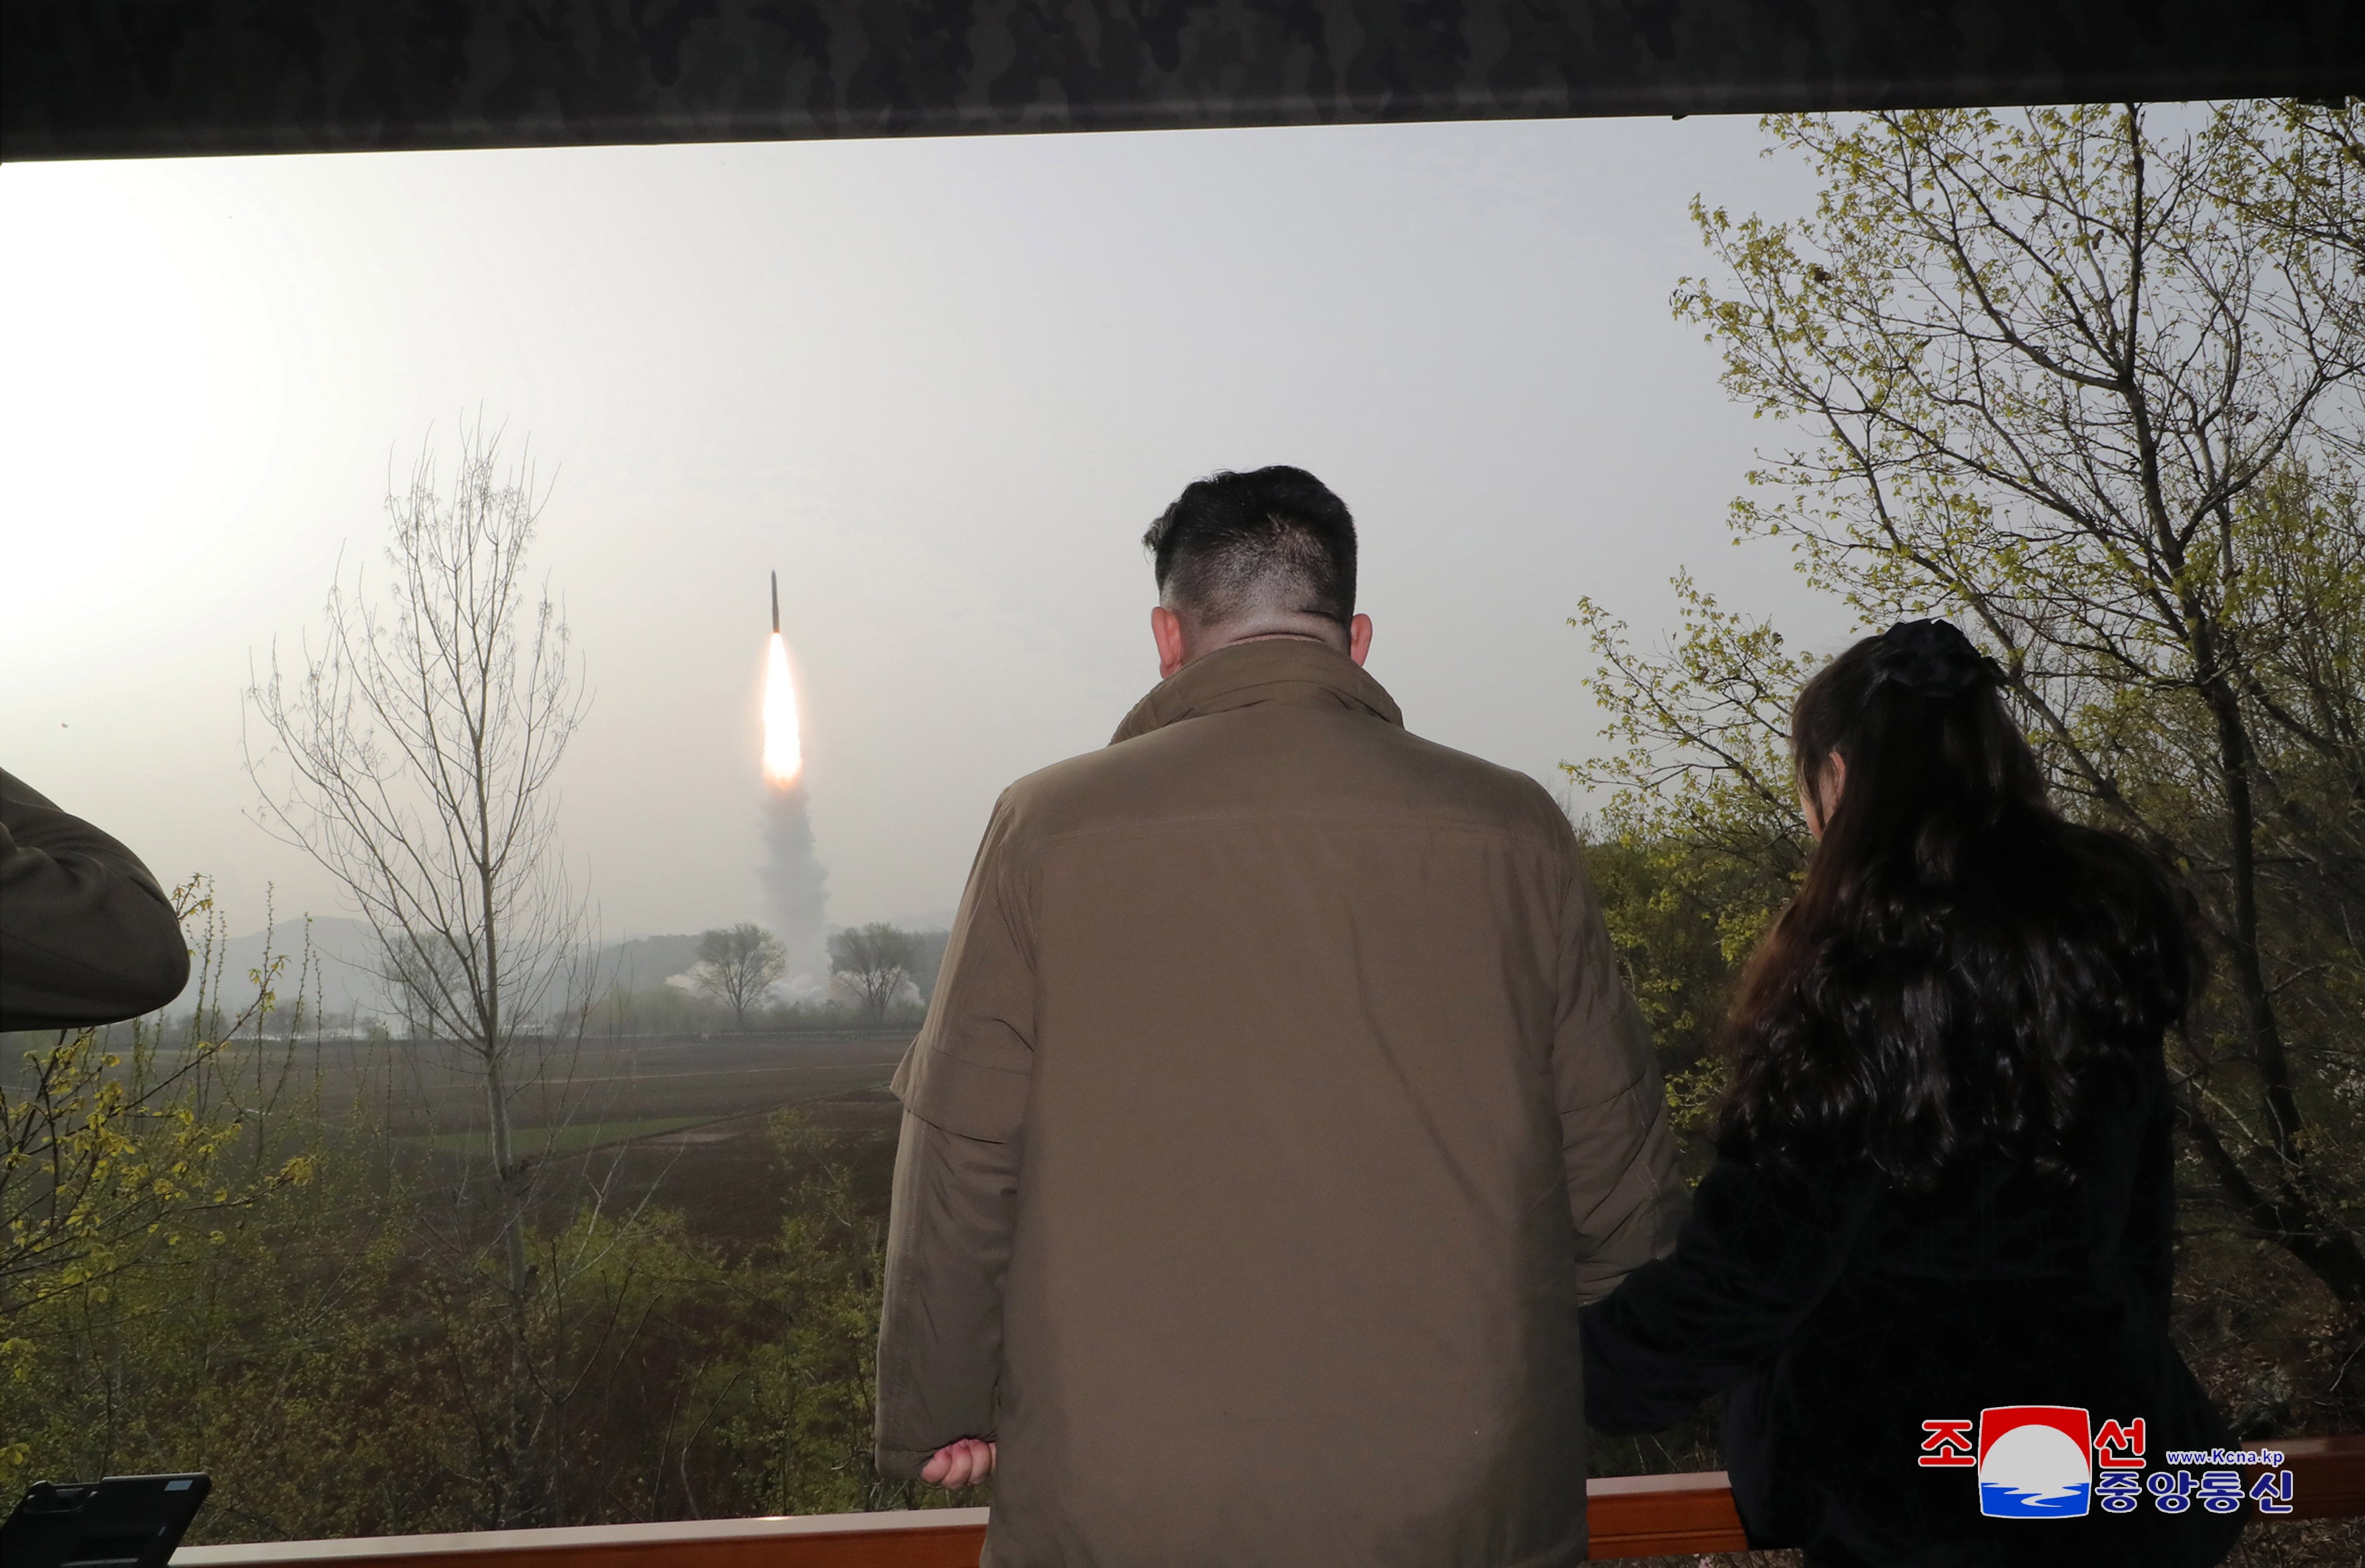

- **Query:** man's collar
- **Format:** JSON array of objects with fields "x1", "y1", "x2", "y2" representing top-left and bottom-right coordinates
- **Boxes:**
[{"x1": 1109, "y1": 637, "x2": 1404, "y2": 744}]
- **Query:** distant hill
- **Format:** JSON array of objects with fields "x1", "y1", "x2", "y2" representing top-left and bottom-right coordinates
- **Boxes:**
[
  {"x1": 184, "y1": 917, "x2": 387, "y2": 1015},
  {"x1": 605, "y1": 933, "x2": 704, "y2": 988}
]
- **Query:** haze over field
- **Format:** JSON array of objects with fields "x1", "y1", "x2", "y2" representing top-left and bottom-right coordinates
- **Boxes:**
[{"x1": 1, "y1": 117, "x2": 1849, "y2": 941}]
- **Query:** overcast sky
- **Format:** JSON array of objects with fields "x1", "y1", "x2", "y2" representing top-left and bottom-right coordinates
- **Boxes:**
[{"x1": 1, "y1": 115, "x2": 1854, "y2": 941}]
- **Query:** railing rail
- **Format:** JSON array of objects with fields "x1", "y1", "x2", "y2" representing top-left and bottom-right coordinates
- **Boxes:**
[{"x1": 168, "y1": 1436, "x2": 2365, "y2": 1566}]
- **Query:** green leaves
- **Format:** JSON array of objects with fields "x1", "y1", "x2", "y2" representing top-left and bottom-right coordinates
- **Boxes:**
[
  {"x1": 1567, "y1": 581, "x2": 1814, "y2": 1145},
  {"x1": 1597, "y1": 97, "x2": 2365, "y2": 1310},
  {"x1": 1, "y1": 880, "x2": 320, "y2": 1412},
  {"x1": 1569, "y1": 572, "x2": 1813, "y2": 881}
]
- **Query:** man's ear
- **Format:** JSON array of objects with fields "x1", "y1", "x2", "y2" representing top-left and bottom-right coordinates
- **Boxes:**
[
  {"x1": 1348, "y1": 613, "x2": 1373, "y2": 667},
  {"x1": 1152, "y1": 605, "x2": 1188, "y2": 678}
]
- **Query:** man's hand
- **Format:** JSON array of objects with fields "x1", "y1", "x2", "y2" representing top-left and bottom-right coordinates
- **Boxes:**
[{"x1": 920, "y1": 1436, "x2": 996, "y2": 1489}]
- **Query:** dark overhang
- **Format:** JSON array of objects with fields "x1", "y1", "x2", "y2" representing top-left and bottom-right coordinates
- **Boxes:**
[{"x1": 4, "y1": 0, "x2": 2360, "y2": 163}]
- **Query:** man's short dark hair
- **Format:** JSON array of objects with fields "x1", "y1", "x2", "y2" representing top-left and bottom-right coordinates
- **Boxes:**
[{"x1": 1142, "y1": 467, "x2": 1357, "y2": 629}]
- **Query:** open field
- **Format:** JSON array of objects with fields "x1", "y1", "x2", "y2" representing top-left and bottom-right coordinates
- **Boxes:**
[
  {"x1": 287, "y1": 1029, "x2": 914, "y2": 1133},
  {"x1": 405, "y1": 1116, "x2": 712, "y2": 1157},
  {"x1": 549, "y1": 1077, "x2": 909, "y2": 1245},
  {"x1": 124, "y1": 1028, "x2": 924, "y2": 1246},
  {"x1": 377, "y1": 1035, "x2": 908, "y2": 1232},
  {"x1": 0, "y1": 1025, "x2": 917, "y2": 1246}
]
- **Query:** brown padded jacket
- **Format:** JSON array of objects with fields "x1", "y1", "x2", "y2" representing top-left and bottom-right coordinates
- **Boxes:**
[{"x1": 874, "y1": 639, "x2": 1684, "y2": 1567}]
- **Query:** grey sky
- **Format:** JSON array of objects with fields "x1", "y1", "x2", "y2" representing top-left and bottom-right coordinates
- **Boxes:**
[{"x1": 1, "y1": 115, "x2": 1850, "y2": 942}]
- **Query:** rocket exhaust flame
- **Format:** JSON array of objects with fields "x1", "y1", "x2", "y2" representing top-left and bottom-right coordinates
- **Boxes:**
[
  {"x1": 762, "y1": 631, "x2": 802, "y2": 785},
  {"x1": 759, "y1": 572, "x2": 828, "y2": 988}
]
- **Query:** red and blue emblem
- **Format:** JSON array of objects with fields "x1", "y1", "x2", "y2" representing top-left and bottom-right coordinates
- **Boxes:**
[{"x1": 1977, "y1": 1406, "x2": 2093, "y2": 1517}]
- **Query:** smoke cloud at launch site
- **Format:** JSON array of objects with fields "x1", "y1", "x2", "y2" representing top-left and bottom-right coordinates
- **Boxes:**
[{"x1": 762, "y1": 780, "x2": 830, "y2": 993}]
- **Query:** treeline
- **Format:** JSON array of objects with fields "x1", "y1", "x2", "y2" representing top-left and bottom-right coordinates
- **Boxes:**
[
  {"x1": 585, "y1": 921, "x2": 951, "y2": 1035},
  {"x1": 581, "y1": 981, "x2": 925, "y2": 1038}
]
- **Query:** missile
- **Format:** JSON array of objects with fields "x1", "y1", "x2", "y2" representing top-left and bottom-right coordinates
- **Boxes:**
[{"x1": 771, "y1": 570, "x2": 780, "y2": 634}]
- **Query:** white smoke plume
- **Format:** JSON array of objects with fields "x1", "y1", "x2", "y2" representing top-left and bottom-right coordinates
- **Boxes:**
[{"x1": 762, "y1": 778, "x2": 830, "y2": 994}]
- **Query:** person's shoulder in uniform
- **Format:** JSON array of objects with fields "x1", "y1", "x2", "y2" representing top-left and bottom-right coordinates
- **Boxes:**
[{"x1": 0, "y1": 768, "x2": 191, "y2": 1031}]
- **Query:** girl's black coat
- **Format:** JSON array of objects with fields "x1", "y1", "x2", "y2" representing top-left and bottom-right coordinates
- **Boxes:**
[{"x1": 1581, "y1": 1045, "x2": 2242, "y2": 1567}]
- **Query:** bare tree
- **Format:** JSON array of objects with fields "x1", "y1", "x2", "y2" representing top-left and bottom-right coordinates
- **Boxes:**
[
  {"x1": 693, "y1": 923, "x2": 788, "y2": 1029},
  {"x1": 829, "y1": 923, "x2": 921, "y2": 1025},
  {"x1": 245, "y1": 423, "x2": 593, "y2": 1523}
]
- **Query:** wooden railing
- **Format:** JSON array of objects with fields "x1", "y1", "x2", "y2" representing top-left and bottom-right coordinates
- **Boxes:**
[{"x1": 169, "y1": 1437, "x2": 2365, "y2": 1566}]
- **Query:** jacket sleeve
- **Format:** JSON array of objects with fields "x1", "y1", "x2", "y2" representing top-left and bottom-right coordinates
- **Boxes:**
[
  {"x1": 1579, "y1": 1154, "x2": 1883, "y2": 1434},
  {"x1": 0, "y1": 769, "x2": 189, "y2": 1033},
  {"x1": 1552, "y1": 850, "x2": 1686, "y2": 1305},
  {"x1": 874, "y1": 794, "x2": 1035, "y2": 1479}
]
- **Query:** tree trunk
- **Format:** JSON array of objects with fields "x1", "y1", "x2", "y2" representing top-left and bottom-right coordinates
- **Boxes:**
[
  {"x1": 2201, "y1": 677, "x2": 2307, "y2": 1157},
  {"x1": 2183, "y1": 670, "x2": 2365, "y2": 1306},
  {"x1": 480, "y1": 1011, "x2": 542, "y2": 1525},
  {"x1": 2173, "y1": 1083, "x2": 2365, "y2": 1306}
]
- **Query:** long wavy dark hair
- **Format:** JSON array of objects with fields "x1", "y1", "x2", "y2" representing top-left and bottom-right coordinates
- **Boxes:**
[{"x1": 1718, "y1": 620, "x2": 2203, "y2": 1187}]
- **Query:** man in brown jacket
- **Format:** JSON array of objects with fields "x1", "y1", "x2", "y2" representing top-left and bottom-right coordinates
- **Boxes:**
[{"x1": 875, "y1": 467, "x2": 1683, "y2": 1565}]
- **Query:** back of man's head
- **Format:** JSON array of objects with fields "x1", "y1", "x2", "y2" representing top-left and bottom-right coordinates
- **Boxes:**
[{"x1": 1143, "y1": 467, "x2": 1356, "y2": 645}]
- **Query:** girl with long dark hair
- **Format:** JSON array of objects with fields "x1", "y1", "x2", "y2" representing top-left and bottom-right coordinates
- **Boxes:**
[{"x1": 1581, "y1": 620, "x2": 2241, "y2": 1567}]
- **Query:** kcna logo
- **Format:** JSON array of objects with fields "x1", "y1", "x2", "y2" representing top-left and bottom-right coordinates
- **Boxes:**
[
  {"x1": 1975, "y1": 1407, "x2": 2099, "y2": 1517},
  {"x1": 1920, "y1": 1406, "x2": 2140, "y2": 1518},
  {"x1": 1922, "y1": 1407, "x2": 2293, "y2": 1519}
]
